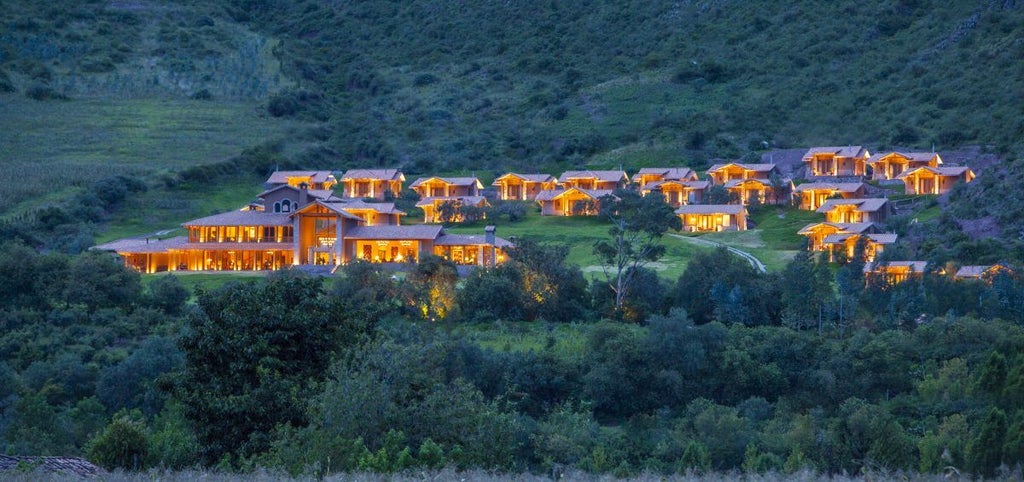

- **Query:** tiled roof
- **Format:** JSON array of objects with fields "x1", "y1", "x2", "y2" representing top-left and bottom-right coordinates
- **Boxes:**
[
  {"x1": 0, "y1": 455, "x2": 105, "y2": 478},
  {"x1": 633, "y1": 167, "x2": 697, "y2": 182},
  {"x1": 707, "y1": 162, "x2": 777, "y2": 173},
  {"x1": 415, "y1": 196, "x2": 488, "y2": 207},
  {"x1": 409, "y1": 176, "x2": 483, "y2": 188},
  {"x1": 92, "y1": 236, "x2": 188, "y2": 254},
  {"x1": 797, "y1": 222, "x2": 877, "y2": 235},
  {"x1": 332, "y1": 200, "x2": 405, "y2": 215},
  {"x1": 865, "y1": 261, "x2": 928, "y2": 273},
  {"x1": 822, "y1": 232, "x2": 898, "y2": 245},
  {"x1": 265, "y1": 170, "x2": 335, "y2": 184},
  {"x1": 802, "y1": 146, "x2": 869, "y2": 160},
  {"x1": 292, "y1": 200, "x2": 367, "y2": 221},
  {"x1": 535, "y1": 188, "x2": 615, "y2": 201},
  {"x1": 493, "y1": 173, "x2": 556, "y2": 184},
  {"x1": 339, "y1": 168, "x2": 404, "y2": 181},
  {"x1": 816, "y1": 198, "x2": 888, "y2": 214},
  {"x1": 345, "y1": 225, "x2": 445, "y2": 240},
  {"x1": 896, "y1": 166, "x2": 972, "y2": 178},
  {"x1": 557, "y1": 170, "x2": 628, "y2": 183},
  {"x1": 644, "y1": 180, "x2": 710, "y2": 190},
  {"x1": 184, "y1": 211, "x2": 293, "y2": 227},
  {"x1": 955, "y1": 264, "x2": 1013, "y2": 278},
  {"x1": 794, "y1": 182, "x2": 865, "y2": 193},
  {"x1": 867, "y1": 152, "x2": 941, "y2": 164},
  {"x1": 256, "y1": 184, "x2": 338, "y2": 201},
  {"x1": 724, "y1": 178, "x2": 772, "y2": 188},
  {"x1": 435, "y1": 233, "x2": 514, "y2": 248},
  {"x1": 675, "y1": 204, "x2": 746, "y2": 215}
]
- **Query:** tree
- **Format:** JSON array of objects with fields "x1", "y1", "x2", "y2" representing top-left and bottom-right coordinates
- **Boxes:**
[
  {"x1": 593, "y1": 190, "x2": 680, "y2": 315},
  {"x1": 781, "y1": 250, "x2": 834, "y2": 332},
  {"x1": 505, "y1": 238, "x2": 590, "y2": 322},
  {"x1": 402, "y1": 255, "x2": 459, "y2": 320},
  {"x1": 175, "y1": 273, "x2": 361, "y2": 464},
  {"x1": 86, "y1": 410, "x2": 149, "y2": 471}
]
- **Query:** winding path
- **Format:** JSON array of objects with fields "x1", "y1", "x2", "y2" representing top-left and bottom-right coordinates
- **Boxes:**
[{"x1": 667, "y1": 234, "x2": 767, "y2": 274}]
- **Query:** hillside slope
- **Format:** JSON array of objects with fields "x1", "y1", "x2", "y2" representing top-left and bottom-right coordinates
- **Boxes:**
[{"x1": 234, "y1": 0, "x2": 1024, "y2": 171}]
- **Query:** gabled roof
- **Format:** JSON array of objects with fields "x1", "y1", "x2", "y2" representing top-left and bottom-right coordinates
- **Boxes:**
[
  {"x1": 493, "y1": 173, "x2": 556, "y2": 184},
  {"x1": 535, "y1": 188, "x2": 615, "y2": 202},
  {"x1": 330, "y1": 199, "x2": 405, "y2": 215},
  {"x1": 345, "y1": 225, "x2": 444, "y2": 240},
  {"x1": 802, "y1": 146, "x2": 869, "y2": 160},
  {"x1": 675, "y1": 204, "x2": 746, "y2": 215},
  {"x1": 955, "y1": 264, "x2": 1014, "y2": 279},
  {"x1": 409, "y1": 176, "x2": 484, "y2": 189},
  {"x1": 265, "y1": 170, "x2": 336, "y2": 185},
  {"x1": 865, "y1": 261, "x2": 928, "y2": 273},
  {"x1": 557, "y1": 170, "x2": 628, "y2": 183},
  {"x1": 895, "y1": 166, "x2": 973, "y2": 179},
  {"x1": 816, "y1": 198, "x2": 888, "y2": 214},
  {"x1": 415, "y1": 196, "x2": 488, "y2": 207},
  {"x1": 291, "y1": 200, "x2": 366, "y2": 221},
  {"x1": 92, "y1": 236, "x2": 189, "y2": 254},
  {"x1": 643, "y1": 180, "x2": 711, "y2": 190},
  {"x1": 435, "y1": 233, "x2": 514, "y2": 248},
  {"x1": 724, "y1": 178, "x2": 773, "y2": 189},
  {"x1": 184, "y1": 210, "x2": 293, "y2": 227},
  {"x1": 339, "y1": 168, "x2": 405, "y2": 181},
  {"x1": 798, "y1": 222, "x2": 876, "y2": 235},
  {"x1": 257, "y1": 184, "x2": 339, "y2": 201},
  {"x1": 793, "y1": 182, "x2": 865, "y2": 193},
  {"x1": 822, "y1": 232, "x2": 898, "y2": 245},
  {"x1": 867, "y1": 152, "x2": 942, "y2": 165},
  {"x1": 633, "y1": 167, "x2": 697, "y2": 182},
  {"x1": 707, "y1": 162, "x2": 777, "y2": 173},
  {"x1": 0, "y1": 455, "x2": 105, "y2": 478}
]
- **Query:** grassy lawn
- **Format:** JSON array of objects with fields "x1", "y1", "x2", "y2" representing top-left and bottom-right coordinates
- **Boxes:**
[
  {"x1": 142, "y1": 271, "x2": 267, "y2": 297},
  {"x1": 446, "y1": 206, "x2": 711, "y2": 280},
  {"x1": 0, "y1": 95, "x2": 298, "y2": 217},
  {"x1": 687, "y1": 206, "x2": 823, "y2": 272}
]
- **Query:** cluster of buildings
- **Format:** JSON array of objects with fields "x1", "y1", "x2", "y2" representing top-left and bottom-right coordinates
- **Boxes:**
[{"x1": 94, "y1": 145, "x2": 979, "y2": 275}]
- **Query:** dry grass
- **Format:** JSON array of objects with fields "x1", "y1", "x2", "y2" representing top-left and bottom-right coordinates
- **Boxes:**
[{"x1": 0, "y1": 467, "x2": 961, "y2": 482}]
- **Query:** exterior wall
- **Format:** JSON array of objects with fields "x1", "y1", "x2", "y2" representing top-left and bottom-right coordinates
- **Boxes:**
[
  {"x1": 539, "y1": 192, "x2": 598, "y2": 216},
  {"x1": 902, "y1": 173, "x2": 966, "y2": 195},
  {"x1": 809, "y1": 155, "x2": 866, "y2": 177},
  {"x1": 495, "y1": 180, "x2": 553, "y2": 200},
  {"x1": 353, "y1": 240, "x2": 420, "y2": 263},
  {"x1": 678, "y1": 213, "x2": 746, "y2": 232},
  {"x1": 342, "y1": 180, "x2": 400, "y2": 199}
]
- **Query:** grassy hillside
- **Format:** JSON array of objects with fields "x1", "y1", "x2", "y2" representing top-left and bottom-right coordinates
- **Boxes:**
[
  {"x1": 237, "y1": 0, "x2": 1024, "y2": 171},
  {"x1": 2, "y1": 0, "x2": 1022, "y2": 265}
]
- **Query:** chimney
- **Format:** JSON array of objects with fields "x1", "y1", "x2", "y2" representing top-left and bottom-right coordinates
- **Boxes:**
[
  {"x1": 485, "y1": 225, "x2": 496, "y2": 245},
  {"x1": 298, "y1": 182, "x2": 309, "y2": 207}
]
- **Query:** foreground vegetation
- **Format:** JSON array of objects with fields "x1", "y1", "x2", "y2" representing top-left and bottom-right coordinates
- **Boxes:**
[{"x1": 3, "y1": 236, "x2": 1024, "y2": 478}]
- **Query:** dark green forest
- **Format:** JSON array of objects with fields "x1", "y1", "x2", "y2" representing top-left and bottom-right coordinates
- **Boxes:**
[
  {"x1": 4, "y1": 241, "x2": 1024, "y2": 477},
  {"x1": 3, "y1": 0, "x2": 1024, "y2": 478}
]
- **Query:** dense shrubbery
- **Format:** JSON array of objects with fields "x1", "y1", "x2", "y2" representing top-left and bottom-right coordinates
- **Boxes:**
[{"x1": 3, "y1": 237, "x2": 1024, "y2": 476}]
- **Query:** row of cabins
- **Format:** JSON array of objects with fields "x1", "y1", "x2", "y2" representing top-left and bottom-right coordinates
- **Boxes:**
[
  {"x1": 865, "y1": 261, "x2": 1015, "y2": 285},
  {"x1": 95, "y1": 144, "x2": 977, "y2": 273}
]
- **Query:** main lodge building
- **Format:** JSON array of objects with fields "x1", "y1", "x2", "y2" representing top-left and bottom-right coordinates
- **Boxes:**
[{"x1": 94, "y1": 171, "x2": 511, "y2": 273}]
